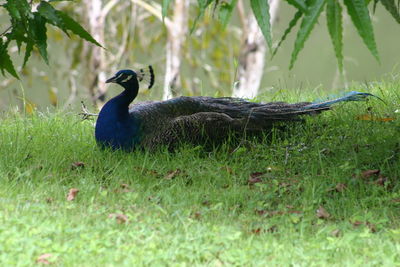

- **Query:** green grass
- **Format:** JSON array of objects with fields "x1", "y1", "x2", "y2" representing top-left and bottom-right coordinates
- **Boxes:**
[{"x1": 0, "y1": 82, "x2": 399, "y2": 266}]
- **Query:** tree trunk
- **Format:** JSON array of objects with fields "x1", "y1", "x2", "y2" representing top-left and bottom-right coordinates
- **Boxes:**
[
  {"x1": 163, "y1": 0, "x2": 189, "y2": 100},
  {"x1": 233, "y1": 0, "x2": 280, "y2": 99},
  {"x1": 83, "y1": 0, "x2": 107, "y2": 106}
]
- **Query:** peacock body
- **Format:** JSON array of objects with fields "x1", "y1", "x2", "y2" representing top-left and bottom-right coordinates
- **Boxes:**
[{"x1": 95, "y1": 67, "x2": 373, "y2": 151}]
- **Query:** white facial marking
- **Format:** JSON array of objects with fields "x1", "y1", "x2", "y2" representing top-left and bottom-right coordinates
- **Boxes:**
[
  {"x1": 115, "y1": 73, "x2": 124, "y2": 79},
  {"x1": 121, "y1": 75, "x2": 133, "y2": 83}
]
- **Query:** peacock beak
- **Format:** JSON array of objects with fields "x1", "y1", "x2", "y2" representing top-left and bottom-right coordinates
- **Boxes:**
[{"x1": 105, "y1": 76, "x2": 117, "y2": 83}]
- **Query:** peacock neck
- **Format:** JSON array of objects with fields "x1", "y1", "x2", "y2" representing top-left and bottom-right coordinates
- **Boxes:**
[
  {"x1": 117, "y1": 79, "x2": 139, "y2": 107},
  {"x1": 95, "y1": 79, "x2": 141, "y2": 150}
]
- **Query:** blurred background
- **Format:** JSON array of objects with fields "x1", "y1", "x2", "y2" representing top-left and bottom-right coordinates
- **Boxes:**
[{"x1": 0, "y1": 0, "x2": 399, "y2": 111}]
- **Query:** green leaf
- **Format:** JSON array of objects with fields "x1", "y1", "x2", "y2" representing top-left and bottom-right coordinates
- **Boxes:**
[
  {"x1": 285, "y1": 0, "x2": 308, "y2": 12},
  {"x1": 31, "y1": 13, "x2": 48, "y2": 64},
  {"x1": 7, "y1": 24, "x2": 28, "y2": 53},
  {"x1": 289, "y1": 0, "x2": 326, "y2": 69},
  {"x1": 380, "y1": 0, "x2": 400, "y2": 23},
  {"x1": 218, "y1": 0, "x2": 238, "y2": 28},
  {"x1": 4, "y1": 0, "x2": 31, "y2": 20},
  {"x1": 56, "y1": 11, "x2": 103, "y2": 47},
  {"x1": 191, "y1": 0, "x2": 213, "y2": 33},
  {"x1": 343, "y1": 0, "x2": 379, "y2": 61},
  {"x1": 38, "y1": 1, "x2": 69, "y2": 36},
  {"x1": 4, "y1": 0, "x2": 22, "y2": 20},
  {"x1": 272, "y1": 10, "x2": 303, "y2": 57},
  {"x1": 23, "y1": 41, "x2": 33, "y2": 68},
  {"x1": 0, "y1": 40, "x2": 19, "y2": 79},
  {"x1": 250, "y1": 0, "x2": 272, "y2": 51},
  {"x1": 162, "y1": 0, "x2": 171, "y2": 20},
  {"x1": 326, "y1": 0, "x2": 343, "y2": 71}
]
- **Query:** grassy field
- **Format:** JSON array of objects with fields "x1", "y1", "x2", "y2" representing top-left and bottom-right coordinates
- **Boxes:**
[{"x1": 0, "y1": 82, "x2": 399, "y2": 266}]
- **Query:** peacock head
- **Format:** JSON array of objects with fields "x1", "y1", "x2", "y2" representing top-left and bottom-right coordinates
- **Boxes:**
[{"x1": 106, "y1": 66, "x2": 155, "y2": 89}]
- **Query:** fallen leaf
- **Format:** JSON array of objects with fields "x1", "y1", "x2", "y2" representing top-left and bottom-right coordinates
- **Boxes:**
[
  {"x1": 331, "y1": 229, "x2": 341, "y2": 237},
  {"x1": 391, "y1": 198, "x2": 400, "y2": 203},
  {"x1": 247, "y1": 177, "x2": 262, "y2": 185},
  {"x1": 251, "y1": 228, "x2": 262, "y2": 234},
  {"x1": 25, "y1": 100, "x2": 36, "y2": 115},
  {"x1": 356, "y1": 114, "x2": 395, "y2": 122},
  {"x1": 201, "y1": 200, "x2": 211, "y2": 206},
  {"x1": 221, "y1": 166, "x2": 233, "y2": 174},
  {"x1": 66, "y1": 188, "x2": 79, "y2": 201},
  {"x1": 191, "y1": 211, "x2": 201, "y2": 220},
  {"x1": 316, "y1": 206, "x2": 330, "y2": 219},
  {"x1": 164, "y1": 169, "x2": 181, "y2": 180},
  {"x1": 36, "y1": 253, "x2": 53, "y2": 264},
  {"x1": 250, "y1": 172, "x2": 266, "y2": 179},
  {"x1": 133, "y1": 167, "x2": 160, "y2": 177},
  {"x1": 366, "y1": 221, "x2": 377, "y2": 233},
  {"x1": 71, "y1": 161, "x2": 85, "y2": 170},
  {"x1": 361, "y1": 169, "x2": 380, "y2": 179},
  {"x1": 108, "y1": 213, "x2": 128, "y2": 224},
  {"x1": 328, "y1": 183, "x2": 347, "y2": 192},
  {"x1": 374, "y1": 176, "x2": 388, "y2": 187},
  {"x1": 352, "y1": 221, "x2": 363, "y2": 227},
  {"x1": 255, "y1": 209, "x2": 268, "y2": 216},
  {"x1": 255, "y1": 209, "x2": 301, "y2": 217},
  {"x1": 116, "y1": 183, "x2": 133, "y2": 193},
  {"x1": 335, "y1": 183, "x2": 347, "y2": 192},
  {"x1": 279, "y1": 182, "x2": 292, "y2": 188}
]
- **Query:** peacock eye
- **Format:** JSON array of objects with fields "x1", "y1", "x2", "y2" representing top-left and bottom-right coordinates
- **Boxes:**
[{"x1": 120, "y1": 75, "x2": 133, "y2": 83}]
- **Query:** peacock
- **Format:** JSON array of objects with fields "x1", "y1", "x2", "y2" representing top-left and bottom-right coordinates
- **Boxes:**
[{"x1": 94, "y1": 66, "x2": 374, "y2": 151}]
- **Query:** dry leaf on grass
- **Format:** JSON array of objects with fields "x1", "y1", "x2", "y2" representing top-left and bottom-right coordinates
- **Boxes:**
[
  {"x1": 220, "y1": 166, "x2": 233, "y2": 174},
  {"x1": 247, "y1": 177, "x2": 262, "y2": 185},
  {"x1": 256, "y1": 209, "x2": 302, "y2": 217},
  {"x1": 36, "y1": 253, "x2": 53, "y2": 264},
  {"x1": 366, "y1": 222, "x2": 377, "y2": 233},
  {"x1": 331, "y1": 229, "x2": 341, "y2": 237},
  {"x1": 391, "y1": 198, "x2": 400, "y2": 203},
  {"x1": 352, "y1": 220, "x2": 363, "y2": 227},
  {"x1": 66, "y1": 188, "x2": 79, "y2": 201},
  {"x1": 251, "y1": 228, "x2": 262, "y2": 235},
  {"x1": 191, "y1": 211, "x2": 201, "y2": 220},
  {"x1": 351, "y1": 221, "x2": 377, "y2": 233},
  {"x1": 356, "y1": 114, "x2": 395, "y2": 122},
  {"x1": 374, "y1": 176, "x2": 388, "y2": 187},
  {"x1": 361, "y1": 169, "x2": 380, "y2": 179},
  {"x1": 328, "y1": 183, "x2": 347, "y2": 193},
  {"x1": 108, "y1": 213, "x2": 128, "y2": 224},
  {"x1": 164, "y1": 169, "x2": 181, "y2": 180},
  {"x1": 250, "y1": 172, "x2": 266, "y2": 179},
  {"x1": 71, "y1": 161, "x2": 85, "y2": 170},
  {"x1": 316, "y1": 206, "x2": 330, "y2": 219}
]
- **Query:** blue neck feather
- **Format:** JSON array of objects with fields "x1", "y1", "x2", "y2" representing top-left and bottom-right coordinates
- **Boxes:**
[{"x1": 95, "y1": 78, "x2": 141, "y2": 150}]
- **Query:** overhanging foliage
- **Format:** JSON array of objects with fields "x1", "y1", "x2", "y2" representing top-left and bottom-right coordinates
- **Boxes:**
[{"x1": 0, "y1": 0, "x2": 102, "y2": 79}]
